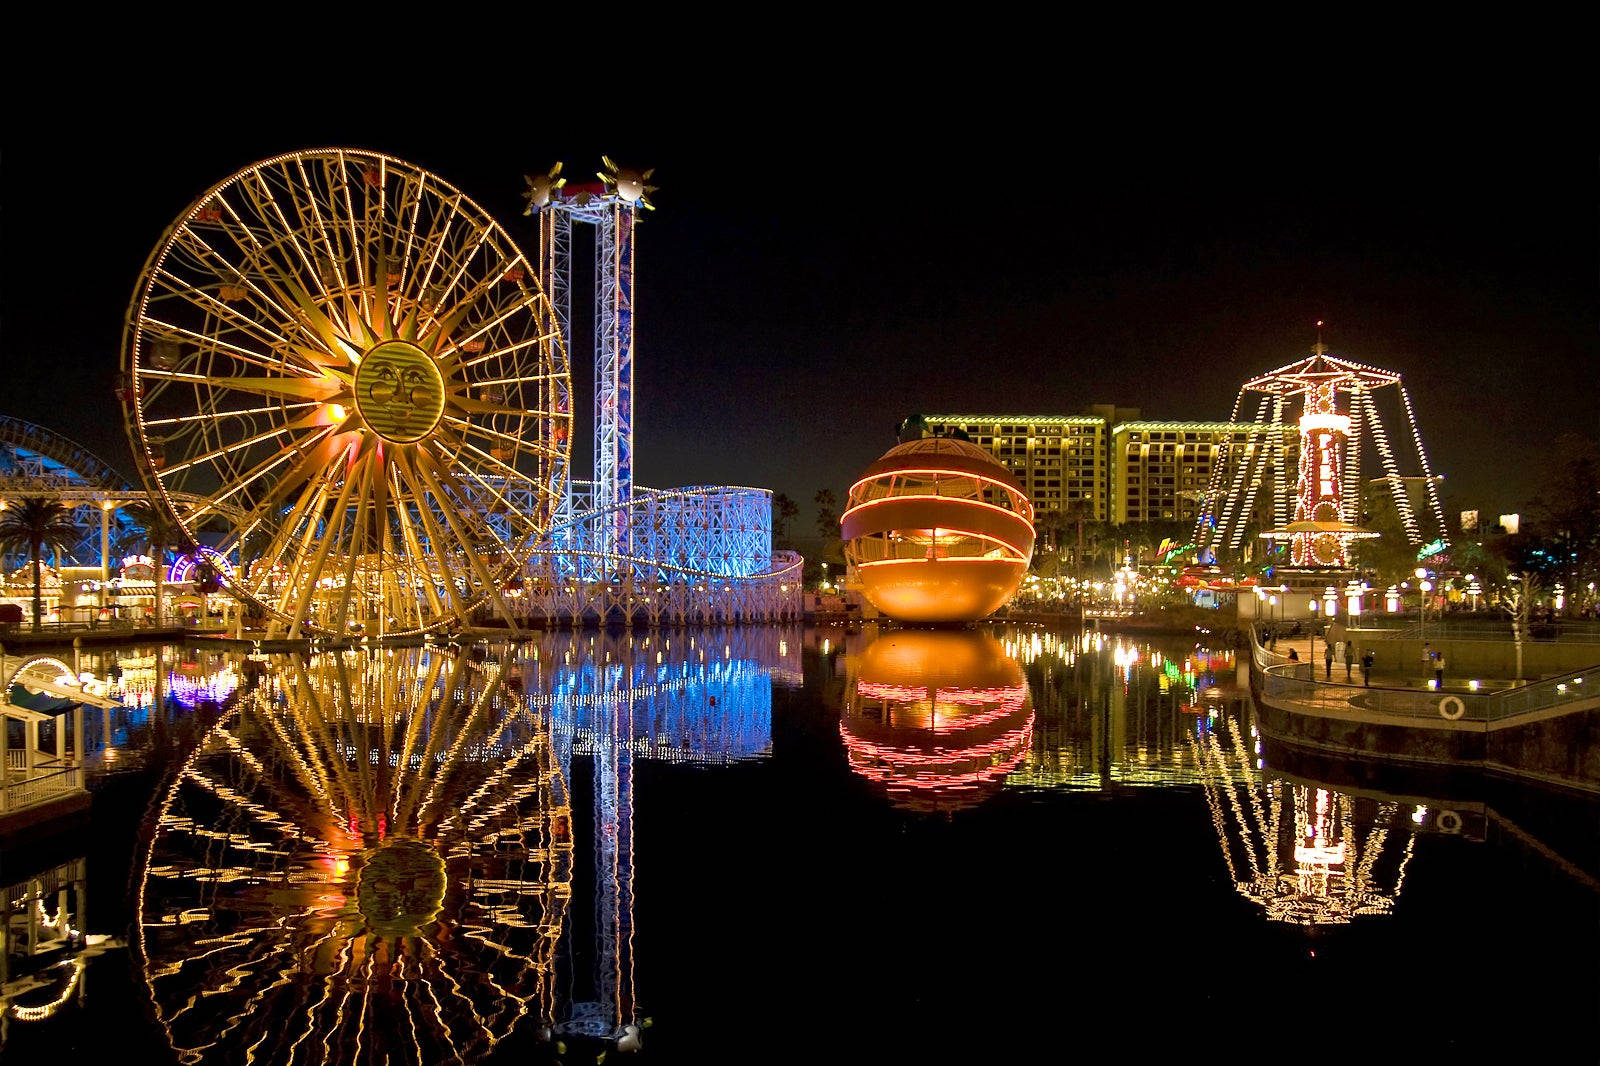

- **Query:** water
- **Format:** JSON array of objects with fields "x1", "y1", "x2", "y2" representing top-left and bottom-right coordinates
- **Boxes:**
[{"x1": 3, "y1": 624, "x2": 1596, "y2": 1063}]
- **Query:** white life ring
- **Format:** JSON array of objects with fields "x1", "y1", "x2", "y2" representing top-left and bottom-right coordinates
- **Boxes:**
[
  {"x1": 1437, "y1": 809, "x2": 1462, "y2": 834},
  {"x1": 1438, "y1": 695, "x2": 1466, "y2": 720}
]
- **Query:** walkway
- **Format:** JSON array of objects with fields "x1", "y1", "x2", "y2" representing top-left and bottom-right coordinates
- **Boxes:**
[{"x1": 1256, "y1": 630, "x2": 1510, "y2": 694}]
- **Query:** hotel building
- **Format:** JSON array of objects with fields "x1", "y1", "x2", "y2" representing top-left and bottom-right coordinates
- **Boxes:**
[{"x1": 914, "y1": 409, "x2": 1292, "y2": 530}]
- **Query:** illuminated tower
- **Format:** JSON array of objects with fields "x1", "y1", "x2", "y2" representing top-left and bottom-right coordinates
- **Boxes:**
[
  {"x1": 528, "y1": 158, "x2": 656, "y2": 561},
  {"x1": 1196, "y1": 328, "x2": 1447, "y2": 566},
  {"x1": 1291, "y1": 352, "x2": 1353, "y2": 565}
]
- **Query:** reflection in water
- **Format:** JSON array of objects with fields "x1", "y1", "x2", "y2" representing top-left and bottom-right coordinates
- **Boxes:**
[
  {"x1": 531, "y1": 629, "x2": 788, "y2": 1053},
  {"x1": 138, "y1": 646, "x2": 573, "y2": 1065},
  {"x1": 1008, "y1": 629, "x2": 1237, "y2": 790},
  {"x1": 132, "y1": 627, "x2": 798, "y2": 1064},
  {"x1": 832, "y1": 626, "x2": 1238, "y2": 799},
  {"x1": 842, "y1": 630, "x2": 1034, "y2": 812},
  {"x1": 2, "y1": 857, "x2": 120, "y2": 1038},
  {"x1": 1194, "y1": 713, "x2": 1418, "y2": 925}
]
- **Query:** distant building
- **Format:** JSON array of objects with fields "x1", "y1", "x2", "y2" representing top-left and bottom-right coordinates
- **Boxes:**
[
  {"x1": 915, "y1": 410, "x2": 1130, "y2": 522},
  {"x1": 912, "y1": 410, "x2": 1291, "y2": 533}
]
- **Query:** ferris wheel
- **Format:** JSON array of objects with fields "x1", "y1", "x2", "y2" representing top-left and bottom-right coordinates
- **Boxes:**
[{"x1": 121, "y1": 148, "x2": 570, "y2": 637}]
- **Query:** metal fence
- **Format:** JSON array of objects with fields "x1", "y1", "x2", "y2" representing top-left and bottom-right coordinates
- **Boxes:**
[
  {"x1": 0, "y1": 764, "x2": 82, "y2": 813},
  {"x1": 1260, "y1": 669, "x2": 1492, "y2": 722},
  {"x1": 1250, "y1": 624, "x2": 1598, "y2": 725},
  {"x1": 1490, "y1": 665, "x2": 1600, "y2": 720},
  {"x1": 1352, "y1": 617, "x2": 1600, "y2": 645}
]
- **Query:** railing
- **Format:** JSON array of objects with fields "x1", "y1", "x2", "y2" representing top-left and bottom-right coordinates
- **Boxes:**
[
  {"x1": 1260, "y1": 669, "x2": 1493, "y2": 722},
  {"x1": 1490, "y1": 665, "x2": 1600, "y2": 721},
  {"x1": 1251, "y1": 624, "x2": 1599, "y2": 725},
  {"x1": 0, "y1": 617, "x2": 170, "y2": 635},
  {"x1": 3, "y1": 858, "x2": 85, "y2": 909},
  {"x1": 1352, "y1": 617, "x2": 1600, "y2": 645},
  {"x1": 5, "y1": 749, "x2": 24, "y2": 770},
  {"x1": 0, "y1": 764, "x2": 83, "y2": 814}
]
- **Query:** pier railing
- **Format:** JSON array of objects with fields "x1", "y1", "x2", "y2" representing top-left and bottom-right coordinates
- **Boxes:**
[
  {"x1": 1251, "y1": 626, "x2": 1598, "y2": 725},
  {"x1": 0, "y1": 764, "x2": 82, "y2": 814}
]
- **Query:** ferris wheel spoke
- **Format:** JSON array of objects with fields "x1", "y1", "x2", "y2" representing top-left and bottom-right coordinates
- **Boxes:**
[
  {"x1": 149, "y1": 271, "x2": 297, "y2": 353},
  {"x1": 441, "y1": 443, "x2": 529, "y2": 520},
  {"x1": 203, "y1": 374, "x2": 344, "y2": 403},
  {"x1": 328, "y1": 454, "x2": 381, "y2": 633},
  {"x1": 389, "y1": 476, "x2": 448, "y2": 621},
  {"x1": 360, "y1": 162, "x2": 391, "y2": 326},
  {"x1": 452, "y1": 329, "x2": 561, "y2": 371},
  {"x1": 412, "y1": 457, "x2": 520, "y2": 622},
  {"x1": 392, "y1": 171, "x2": 427, "y2": 292},
  {"x1": 200, "y1": 430, "x2": 342, "y2": 535},
  {"x1": 137, "y1": 319, "x2": 288, "y2": 375},
  {"x1": 282, "y1": 466, "x2": 360, "y2": 637},
  {"x1": 169, "y1": 226, "x2": 310, "y2": 340},
  {"x1": 241, "y1": 170, "x2": 331, "y2": 302},
  {"x1": 159, "y1": 410, "x2": 329, "y2": 478},
  {"x1": 331, "y1": 153, "x2": 368, "y2": 299},
  {"x1": 286, "y1": 157, "x2": 354, "y2": 297},
  {"x1": 407, "y1": 191, "x2": 465, "y2": 316},
  {"x1": 390, "y1": 453, "x2": 470, "y2": 617},
  {"x1": 428, "y1": 222, "x2": 497, "y2": 317},
  {"x1": 141, "y1": 402, "x2": 319, "y2": 430}
]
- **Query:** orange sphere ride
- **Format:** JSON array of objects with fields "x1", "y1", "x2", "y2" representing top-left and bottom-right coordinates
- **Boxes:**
[{"x1": 841, "y1": 438, "x2": 1035, "y2": 623}]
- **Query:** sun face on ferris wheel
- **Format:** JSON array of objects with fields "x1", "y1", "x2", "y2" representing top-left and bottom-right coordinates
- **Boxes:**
[{"x1": 121, "y1": 149, "x2": 571, "y2": 636}]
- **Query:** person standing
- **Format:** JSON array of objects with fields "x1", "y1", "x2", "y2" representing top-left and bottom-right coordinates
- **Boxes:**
[
  {"x1": 1434, "y1": 652, "x2": 1446, "y2": 690},
  {"x1": 1324, "y1": 639, "x2": 1335, "y2": 680},
  {"x1": 1343, "y1": 641, "x2": 1355, "y2": 682},
  {"x1": 1361, "y1": 649, "x2": 1374, "y2": 686}
]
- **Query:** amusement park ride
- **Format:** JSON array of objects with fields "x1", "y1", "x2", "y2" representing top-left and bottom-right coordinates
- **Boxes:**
[
  {"x1": 109, "y1": 148, "x2": 799, "y2": 639},
  {"x1": 1194, "y1": 326, "x2": 1448, "y2": 569}
]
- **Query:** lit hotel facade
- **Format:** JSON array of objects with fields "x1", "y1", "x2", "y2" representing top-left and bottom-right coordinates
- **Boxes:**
[{"x1": 916, "y1": 410, "x2": 1293, "y2": 528}]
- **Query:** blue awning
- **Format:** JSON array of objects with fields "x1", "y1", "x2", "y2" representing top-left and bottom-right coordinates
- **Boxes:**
[{"x1": 7, "y1": 685, "x2": 81, "y2": 714}]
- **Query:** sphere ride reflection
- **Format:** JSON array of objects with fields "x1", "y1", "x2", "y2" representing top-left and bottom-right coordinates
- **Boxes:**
[
  {"x1": 842, "y1": 630, "x2": 1034, "y2": 812},
  {"x1": 136, "y1": 645, "x2": 572, "y2": 1065},
  {"x1": 842, "y1": 438, "x2": 1035, "y2": 623}
]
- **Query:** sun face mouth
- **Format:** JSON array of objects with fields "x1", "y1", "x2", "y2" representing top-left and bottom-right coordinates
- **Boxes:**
[{"x1": 354, "y1": 339, "x2": 445, "y2": 444}]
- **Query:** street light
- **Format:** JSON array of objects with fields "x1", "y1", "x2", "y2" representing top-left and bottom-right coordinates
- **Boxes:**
[
  {"x1": 1309, "y1": 598, "x2": 1320, "y2": 666},
  {"x1": 1416, "y1": 568, "x2": 1434, "y2": 647}
]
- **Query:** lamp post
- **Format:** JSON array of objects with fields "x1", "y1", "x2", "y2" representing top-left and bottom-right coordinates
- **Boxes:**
[
  {"x1": 1415, "y1": 568, "x2": 1430, "y2": 645},
  {"x1": 1309, "y1": 598, "x2": 1319, "y2": 668}
]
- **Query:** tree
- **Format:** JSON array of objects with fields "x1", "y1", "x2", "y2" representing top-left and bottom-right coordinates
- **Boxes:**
[
  {"x1": 1351, "y1": 487, "x2": 1424, "y2": 589},
  {"x1": 122, "y1": 501, "x2": 182, "y2": 626},
  {"x1": 0, "y1": 498, "x2": 81, "y2": 631},
  {"x1": 1502, "y1": 572, "x2": 1542, "y2": 681},
  {"x1": 814, "y1": 488, "x2": 839, "y2": 543},
  {"x1": 1528, "y1": 433, "x2": 1600, "y2": 613},
  {"x1": 772, "y1": 492, "x2": 799, "y2": 545}
]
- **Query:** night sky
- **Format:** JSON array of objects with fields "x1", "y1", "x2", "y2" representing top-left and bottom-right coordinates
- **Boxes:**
[{"x1": 5, "y1": 99, "x2": 1594, "y2": 532}]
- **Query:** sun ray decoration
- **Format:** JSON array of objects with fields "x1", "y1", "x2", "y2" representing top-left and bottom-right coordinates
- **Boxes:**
[
  {"x1": 135, "y1": 646, "x2": 572, "y2": 1064},
  {"x1": 597, "y1": 156, "x2": 656, "y2": 210},
  {"x1": 121, "y1": 149, "x2": 571, "y2": 637}
]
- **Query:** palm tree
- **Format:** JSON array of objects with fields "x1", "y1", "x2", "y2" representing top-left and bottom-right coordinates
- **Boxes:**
[{"x1": 0, "y1": 498, "x2": 81, "y2": 631}]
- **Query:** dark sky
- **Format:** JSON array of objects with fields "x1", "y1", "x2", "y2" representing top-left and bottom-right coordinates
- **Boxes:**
[{"x1": 4, "y1": 96, "x2": 1594, "y2": 529}]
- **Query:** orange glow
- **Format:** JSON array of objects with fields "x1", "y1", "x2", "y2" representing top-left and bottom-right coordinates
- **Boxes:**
[
  {"x1": 843, "y1": 438, "x2": 1035, "y2": 622},
  {"x1": 840, "y1": 493, "x2": 1033, "y2": 529},
  {"x1": 848, "y1": 466, "x2": 1032, "y2": 501},
  {"x1": 843, "y1": 631, "x2": 1035, "y2": 813}
]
